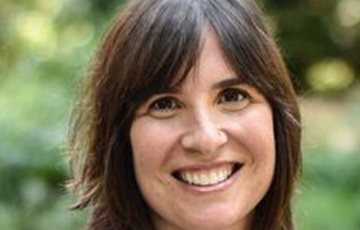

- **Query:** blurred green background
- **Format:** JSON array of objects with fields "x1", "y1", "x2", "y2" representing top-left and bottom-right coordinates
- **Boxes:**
[{"x1": 0, "y1": 0, "x2": 359, "y2": 229}]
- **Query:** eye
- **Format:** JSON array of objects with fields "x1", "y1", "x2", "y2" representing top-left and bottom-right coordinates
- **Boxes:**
[
  {"x1": 218, "y1": 88, "x2": 250, "y2": 111},
  {"x1": 148, "y1": 97, "x2": 182, "y2": 118}
]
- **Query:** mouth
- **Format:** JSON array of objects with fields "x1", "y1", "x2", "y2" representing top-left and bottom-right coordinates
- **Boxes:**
[{"x1": 172, "y1": 163, "x2": 242, "y2": 186}]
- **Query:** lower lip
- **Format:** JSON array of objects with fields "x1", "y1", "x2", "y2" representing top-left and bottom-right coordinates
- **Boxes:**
[{"x1": 175, "y1": 166, "x2": 242, "y2": 194}]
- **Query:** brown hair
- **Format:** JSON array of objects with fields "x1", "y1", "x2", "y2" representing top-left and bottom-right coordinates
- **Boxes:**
[{"x1": 67, "y1": 0, "x2": 301, "y2": 229}]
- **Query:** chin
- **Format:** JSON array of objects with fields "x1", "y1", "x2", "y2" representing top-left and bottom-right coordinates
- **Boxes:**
[{"x1": 155, "y1": 207, "x2": 252, "y2": 230}]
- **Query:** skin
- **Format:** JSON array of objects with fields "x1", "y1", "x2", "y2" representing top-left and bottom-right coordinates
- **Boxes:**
[{"x1": 130, "y1": 32, "x2": 276, "y2": 230}]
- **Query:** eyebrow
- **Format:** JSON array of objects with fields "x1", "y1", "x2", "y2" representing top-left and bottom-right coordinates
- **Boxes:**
[
  {"x1": 154, "y1": 76, "x2": 244, "y2": 94},
  {"x1": 155, "y1": 86, "x2": 182, "y2": 95},
  {"x1": 213, "y1": 77, "x2": 244, "y2": 89}
]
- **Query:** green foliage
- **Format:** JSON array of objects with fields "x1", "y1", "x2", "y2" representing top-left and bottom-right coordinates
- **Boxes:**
[
  {"x1": 260, "y1": 0, "x2": 360, "y2": 93},
  {"x1": 0, "y1": 0, "x2": 359, "y2": 229},
  {"x1": 295, "y1": 152, "x2": 360, "y2": 230},
  {"x1": 0, "y1": 0, "x2": 103, "y2": 228}
]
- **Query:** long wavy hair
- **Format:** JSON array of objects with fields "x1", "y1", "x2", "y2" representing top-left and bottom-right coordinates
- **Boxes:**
[{"x1": 67, "y1": 0, "x2": 301, "y2": 229}]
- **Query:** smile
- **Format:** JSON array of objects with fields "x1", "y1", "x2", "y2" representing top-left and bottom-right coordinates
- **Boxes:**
[{"x1": 172, "y1": 163, "x2": 242, "y2": 186}]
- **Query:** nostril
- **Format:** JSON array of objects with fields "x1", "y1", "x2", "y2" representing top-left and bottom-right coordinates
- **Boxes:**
[
  {"x1": 181, "y1": 128, "x2": 228, "y2": 153},
  {"x1": 216, "y1": 130, "x2": 228, "y2": 143}
]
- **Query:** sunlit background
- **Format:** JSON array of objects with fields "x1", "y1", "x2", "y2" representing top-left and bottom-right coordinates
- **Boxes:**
[{"x1": 0, "y1": 0, "x2": 359, "y2": 229}]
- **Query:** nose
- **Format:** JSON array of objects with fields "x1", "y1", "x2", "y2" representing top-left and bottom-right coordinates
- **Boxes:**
[{"x1": 181, "y1": 112, "x2": 228, "y2": 155}]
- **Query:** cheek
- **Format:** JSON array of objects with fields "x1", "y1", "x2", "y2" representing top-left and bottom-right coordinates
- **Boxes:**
[
  {"x1": 130, "y1": 119, "x2": 179, "y2": 177},
  {"x1": 230, "y1": 104, "x2": 275, "y2": 168},
  {"x1": 130, "y1": 119, "x2": 182, "y2": 213},
  {"x1": 230, "y1": 104, "x2": 276, "y2": 207}
]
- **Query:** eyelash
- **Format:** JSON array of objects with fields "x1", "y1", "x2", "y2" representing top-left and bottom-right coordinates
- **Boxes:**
[
  {"x1": 147, "y1": 88, "x2": 250, "y2": 116},
  {"x1": 217, "y1": 88, "x2": 249, "y2": 104},
  {"x1": 149, "y1": 97, "x2": 182, "y2": 112}
]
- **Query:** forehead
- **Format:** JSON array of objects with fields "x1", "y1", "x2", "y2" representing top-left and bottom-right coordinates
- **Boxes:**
[
  {"x1": 170, "y1": 31, "x2": 237, "y2": 88},
  {"x1": 196, "y1": 31, "x2": 236, "y2": 79}
]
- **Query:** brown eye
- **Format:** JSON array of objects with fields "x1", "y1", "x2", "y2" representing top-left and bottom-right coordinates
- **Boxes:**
[
  {"x1": 218, "y1": 88, "x2": 249, "y2": 111},
  {"x1": 219, "y1": 88, "x2": 247, "y2": 103},
  {"x1": 149, "y1": 97, "x2": 182, "y2": 118}
]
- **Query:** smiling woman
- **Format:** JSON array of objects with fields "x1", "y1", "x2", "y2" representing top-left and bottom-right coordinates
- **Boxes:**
[
  {"x1": 131, "y1": 32, "x2": 276, "y2": 230},
  {"x1": 67, "y1": 0, "x2": 301, "y2": 230}
]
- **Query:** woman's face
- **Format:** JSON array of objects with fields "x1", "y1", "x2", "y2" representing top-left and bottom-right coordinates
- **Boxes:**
[{"x1": 130, "y1": 32, "x2": 275, "y2": 230}]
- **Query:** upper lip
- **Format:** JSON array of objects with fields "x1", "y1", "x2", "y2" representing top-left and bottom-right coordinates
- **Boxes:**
[{"x1": 171, "y1": 161, "x2": 243, "y2": 174}]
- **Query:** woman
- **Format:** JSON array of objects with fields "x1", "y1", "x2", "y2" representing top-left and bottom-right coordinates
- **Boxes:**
[{"x1": 67, "y1": 0, "x2": 301, "y2": 229}]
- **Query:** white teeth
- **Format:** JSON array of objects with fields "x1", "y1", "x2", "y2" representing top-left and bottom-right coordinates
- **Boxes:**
[{"x1": 179, "y1": 165, "x2": 233, "y2": 186}]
